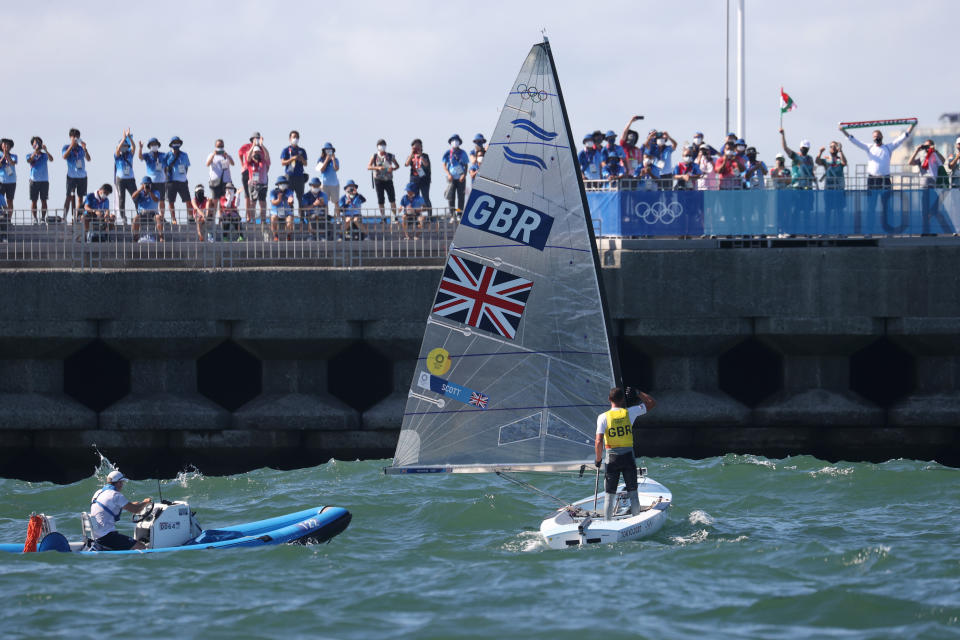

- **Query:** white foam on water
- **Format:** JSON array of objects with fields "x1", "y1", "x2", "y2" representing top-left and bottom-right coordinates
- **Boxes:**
[
  {"x1": 688, "y1": 509, "x2": 714, "y2": 526},
  {"x1": 501, "y1": 531, "x2": 547, "y2": 553},
  {"x1": 810, "y1": 466, "x2": 854, "y2": 478},
  {"x1": 670, "y1": 529, "x2": 709, "y2": 546},
  {"x1": 841, "y1": 544, "x2": 891, "y2": 567},
  {"x1": 173, "y1": 466, "x2": 204, "y2": 488}
]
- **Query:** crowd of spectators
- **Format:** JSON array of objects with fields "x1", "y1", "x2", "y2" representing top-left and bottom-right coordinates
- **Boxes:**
[
  {"x1": 1, "y1": 119, "x2": 959, "y2": 243},
  {"x1": 575, "y1": 116, "x2": 952, "y2": 193}
]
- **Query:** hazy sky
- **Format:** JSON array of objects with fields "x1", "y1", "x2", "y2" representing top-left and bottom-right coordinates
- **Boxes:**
[{"x1": 4, "y1": 0, "x2": 957, "y2": 206}]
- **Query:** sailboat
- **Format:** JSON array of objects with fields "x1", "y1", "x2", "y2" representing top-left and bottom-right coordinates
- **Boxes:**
[{"x1": 385, "y1": 38, "x2": 671, "y2": 549}]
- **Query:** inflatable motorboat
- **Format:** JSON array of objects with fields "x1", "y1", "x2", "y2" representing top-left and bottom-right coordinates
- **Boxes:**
[{"x1": 0, "y1": 499, "x2": 351, "y2": 554}]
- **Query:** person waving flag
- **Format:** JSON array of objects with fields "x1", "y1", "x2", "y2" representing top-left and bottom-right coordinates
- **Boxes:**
[{"x1": 780, "y1": 88, "x2": 797, "y2": 127}]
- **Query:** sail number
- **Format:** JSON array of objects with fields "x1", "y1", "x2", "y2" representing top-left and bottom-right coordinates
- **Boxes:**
[
  {"x1": 461, "y1": 189, "x2": 554, "y2": 251},
  {"x1": 606, "y1": 425, "x2": 632, "y2": 438}
]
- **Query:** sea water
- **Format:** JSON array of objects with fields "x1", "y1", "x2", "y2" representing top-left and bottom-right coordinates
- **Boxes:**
[{"x1": 0, "y1": 455, "x2": 958, "y2": 640}]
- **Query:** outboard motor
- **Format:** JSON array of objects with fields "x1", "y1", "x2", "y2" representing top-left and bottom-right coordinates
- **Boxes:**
[{"x1": 134, "y1": 501, "x2": 202, "y2": 549}]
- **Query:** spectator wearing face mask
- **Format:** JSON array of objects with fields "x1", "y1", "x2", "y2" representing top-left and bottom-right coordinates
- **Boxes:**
[
  {"x1": 697, "y1": 145, "x2": 719, "y2": 191},
  {"x1": 113, "y1": 129, "x2": 137, "y2": 223},
  {"x1": 779, "y1": 129, "x2": 815, "y2": 190},
  {"x1": 468, "y1": 149, "x2": 484, "y2": 190},
  {"x1": 734, "y1": 139, "x2": 748, "y2": 165},
  {"x1": 816, "y1": 141, "x2": 847, "y2": 190},
  {"x1": 82, "y1": 183, "x2": 114, "y2": 238},
  {"x1": 651, "y1": 131, "x2": 677, "y2": 190},
  {"x1": 601, "y1": 153, "x2": 624, "y2": 185},
  {"x1": 600, "y1": 130, "x2": 625, "y2": 167},
  {"x1": 633, "y1": 157, "x2": 659, "y2": 191},
  {"x1": 469, "y1": 134, "x2": 487, "y2": 167},
  {"x1": 673, "y1": 147, "x2": 702, "y2": 190},
  {"x1": 0, "y1": 138, "x2": 17, "y2": 216},
  {"x1": 269, "y1": 175, "x2": 296, "y2": 241},
  {"x1": 244, "y1": 136, "x2": 271, "y2": 225},
  {"x1": 948, "y1": 138, "x2": 960, "y2": 189},
  {"x1": 139, "y1": 137, "x2": 168, "y2": 222},
  {"x1": 405, "y1": 139, "x2": 432, "y2": 209},
  {"x1": 163, "y1": 136, "x2": 193, "y2": 223},
  {"x1": 338, "y1": 179, "x2": 367, "y2": 241},
  {"x1": 742, "y1": 147, "x2": 768, "y2": 190},
  {"x1": 715, "y1": 143, "x2": 745, "y2": 190},
  {"x1": 239, "y1": 132, "x2": 261, "y2": 212},
  {"x1": 839, "y1": 122, "x2": 916, "y2": 190},
  {"x1": 315, "y1": 142, "x2": 340, "y2": 216},
  {"x1": 441, "y1": 134, "x2": 469, "y2": 216},
  {"x1": 909, "y1": 138, "x2": 947, "y2": 188},
  {"x1": 578, "y1": 133, "x2": 603, "y2": 181},
  {"x1": 62, "y1": 128, "x2": 90, "y2": 222},
  {"x1": 302, "y1": 176, "x2": 329, "y2": 241},
  {"x1": 367, "y1": 139, "x2": 399, "y2": 223},
  {"x1": 26, "y1": 136, "x2": 53, "y2": 223},
  {"x1": 219, "y1": 182, "x2": 242, "y2": 242},
  {"x1": 400, "y1": 181, "x2": 426, "y2": 241},
  {"x1": 281, "y1": 130, "x2": 308, "y2": 208},
  {"x1": 192, "y1": 184, "x2": 211, "y2": 242},
  {"x1": 131, "y1": 176, "x2": 163, "y2": 242},
  {"x1": 205, "y1": 139, "x2": 234, "y2": 217},
  {"x1": 691, "y1": 131, "x2": 718, "y2": 156},
  {"x1": 771, "y1": 153, "x2": 791, "y2": 189},
  {"x1": 619, "y1": 116, "x2": 644, "y2": 175}
]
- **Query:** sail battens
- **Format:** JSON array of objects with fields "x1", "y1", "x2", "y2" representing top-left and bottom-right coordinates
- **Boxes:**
[
  {"x1": 391, "y1": 40, "x2": 616, "y2": 471},
  {"x1": 385, "y1": 461, "x2": 588, "y2": 475}
]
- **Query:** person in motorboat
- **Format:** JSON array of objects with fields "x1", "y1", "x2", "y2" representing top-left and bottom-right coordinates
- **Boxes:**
[
  {"x1": 89, "y1": 470, "x2": 153, "y2": 551},
  {"x1": 594, "y1": 387, "x2": 656, "y2": 520}
]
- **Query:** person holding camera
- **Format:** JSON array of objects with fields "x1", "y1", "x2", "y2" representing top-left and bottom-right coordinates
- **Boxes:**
[
  {"x1": 315, "y1": 142, "x2": 340, "y2": 217},
  {"x1": 27, "y1": 136, "x2": 53, "y2": 223},
  {"x1": 338, "y1": 179, "x2": 367, "y2": 241},
  {"x1": 302, "y1": 177, "x2": 329, "y2": 241},
  {"x1": 269, "y1": 175, "x2": 296, "y2": 241},
  {"x1": 281, "y1": 130, "x2": 308, "y2": 209},
  {"x1": 367, "y1": 139, "x2": 399, "y2": 224},
  {"x1": 219, "y1": 182, "x2": 242, "y2": 242},
  {"x1": 205, "y1": 139, "x2": 234, "y2": 217},
  {"x1": 82, "y1": 184, "x2": 114, "y2": 240},
  {"x1": 948, "y1": 138, "x2": 960, "y2": 189},
  {"x1": 0, "y1": 139, "x2": 16, "y2": 216},
  {"x1": 405, "y1": 139, "x2": 431, "y2": 209},
  {"x1": 244, "y1": 136, "x2": 271, "y2": 226},
  {"x1": 619, "y1": 116, "x2": 644, "y2": 175},
  {"x1": 62, "y1": 129, "x2": 91, "y2": 223},
  {"x1": 908, "y1": 139, "x2": 946, "y2": 188}
]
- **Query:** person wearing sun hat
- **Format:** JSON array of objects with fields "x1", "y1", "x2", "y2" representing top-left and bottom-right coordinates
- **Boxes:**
[
  {"x1": 89, "y1": 470, "x2": 152, "y2": 551},
  {"x1": 442, "y1": 134, "x2": 469, "y2": 216},
  {"x1": 338, "y1": 179, "x2": 367, "y2": 241}
]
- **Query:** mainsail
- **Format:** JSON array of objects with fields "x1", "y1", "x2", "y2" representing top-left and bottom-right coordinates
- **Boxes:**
[{"x1": 387, "y1": 39, "x2": 619, "y2": 474}]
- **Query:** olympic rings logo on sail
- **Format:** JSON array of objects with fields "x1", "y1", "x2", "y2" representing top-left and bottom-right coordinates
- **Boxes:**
[
  {"x1": 633, "y1": 201, "x2": 684, "y2": 225},
  {"x1": 515, "y1": 83, "x2": 549, "y2": 103}
]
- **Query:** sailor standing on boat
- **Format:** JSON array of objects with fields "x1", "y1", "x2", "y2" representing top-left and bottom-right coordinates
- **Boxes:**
[
  {"x1": 595, "y1": 387, "x2": 656, "y2": 520},
  {"x1": 89, "y1": 470, "x2": 152, "y2": 551}
]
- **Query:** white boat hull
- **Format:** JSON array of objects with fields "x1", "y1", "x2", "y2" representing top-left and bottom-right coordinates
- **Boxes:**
[{"x1": 539, "y1": 476, "x2": 671, "y2": 549}]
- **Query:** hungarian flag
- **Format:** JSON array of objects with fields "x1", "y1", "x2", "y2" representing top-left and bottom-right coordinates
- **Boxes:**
[{"x1": 780, "y1": 88, "x2": 797, "y2": 114}]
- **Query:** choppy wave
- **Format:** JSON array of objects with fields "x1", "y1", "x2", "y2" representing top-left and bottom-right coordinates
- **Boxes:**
[{"x1": 1, "y1": 455, "x2": 958, "y2": 639}]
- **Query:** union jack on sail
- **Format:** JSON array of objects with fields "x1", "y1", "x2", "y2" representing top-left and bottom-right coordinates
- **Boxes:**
[
  {"x1": 468, "y1": 391, "x2": 489, "y2": 409},
  {"x1": 432, "y1": 254, "x2": 533, "y2": 340}
]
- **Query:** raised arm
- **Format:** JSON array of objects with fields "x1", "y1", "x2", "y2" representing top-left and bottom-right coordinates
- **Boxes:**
[
  {"x1": 620, "y1": 115, "x2": 642, "y2": 144},
  {"x1": 779, "y1": 129, "x2": 795, "y2": 158},
  {"x1": 840, "y1": 126, "x2": 869, "y2": 152}
]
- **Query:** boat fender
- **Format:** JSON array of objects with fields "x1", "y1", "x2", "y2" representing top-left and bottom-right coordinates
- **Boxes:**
[
  {"x1": 23, "y1": 515, "x2": 44, "y2": 552},
  {"x1": 37, "y1": 532, "x2": 71, "y2": 553}
]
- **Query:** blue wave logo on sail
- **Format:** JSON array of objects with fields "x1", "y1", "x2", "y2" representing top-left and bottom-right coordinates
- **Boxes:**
[
  {"x1": 417, "y1": 372, "x2": 489, "y2": 409},
  {"x1": 502, "y1": 146, "x2": 548, "y2": 171},
  {"x1": 509, "y1": 119, "x2": 558, "y2": 141}
]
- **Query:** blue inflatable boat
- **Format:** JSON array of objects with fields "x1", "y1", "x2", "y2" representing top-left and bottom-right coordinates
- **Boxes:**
[{"x1": 1, "y1": 501, "x2": 351, "y2": 554}]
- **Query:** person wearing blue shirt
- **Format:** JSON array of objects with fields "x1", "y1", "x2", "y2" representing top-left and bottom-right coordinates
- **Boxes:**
[
  {"x1": 338, "y1": 179, "x2": 367, "y2": 241},
  {"x1": 114, "y1": 129, "x2": 137, "y2": 223},
  {"x1": 131, "y1": 176, "x2": 163, "y2": 242},
  {"x1": 578, "y1": 133, "x2": 603, "y2": 183},
  {"x1": 442, "y1": 134, "x2": 469, "y2": 216},
  {"x1": 600, "y1": 130, "x2": 625, "y2": 166},
  {"x1": 138, "y1": 137, "x2": 168, "y2": 223},
  {"x1": 0, "y1": 138, "x2": 18, "y2": 215},
  {"x1": 399, "y1": 182, "x2": 426, "y2": 241},
  {"x1": 62, "y1": 128, "x2": 91, "y2": 223},
  {"x1": 163, "y1": 136, "x2": 193, "y2": 224},
  {"x1": 0, "y1": 191, "x2": 7, "y2": 242},
  {"x1": 602, "y1": 154, "x2": 625, "y2": 184},
  {"x1": 82, "y1": 184, "x2": 114, "y2": 239},
  {"x1": 673, "y1": 148, "x2": 703, "y2": 190},
  {"x1": 315, "y1": 142, "x2": 340, "y2": 216},
  {"x1": 280, "y1": 130, "x2": 308, "y2": 209},
  {"x1": 27, "y1": 136, "x2": 53, "y2": 223},
  {"x1": 634, "y1": 157, "x2": 660, "y2": 191},
  {"x1": 269, "y1": 175, "x2": 296, "y2": 242},
  {"x1": 302, "y1": 177, "x2": 329, "y2": 241}
]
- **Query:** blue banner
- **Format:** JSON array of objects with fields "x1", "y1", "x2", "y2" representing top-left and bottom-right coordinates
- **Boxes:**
[
  {"x1": 416, "y1": 371, "x2": 489, "y2": 409},
  {"x1": 588, "y1": 188, "x2": 960, "y2": 237}
]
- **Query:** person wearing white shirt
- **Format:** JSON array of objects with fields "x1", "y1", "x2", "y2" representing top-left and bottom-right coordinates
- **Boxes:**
[
  {"x1": 89, "y1": 470, "x2": 153, "y2": 550},
  {"x1": 840, "y1": 122, "x2": 916, "y2": 189}
]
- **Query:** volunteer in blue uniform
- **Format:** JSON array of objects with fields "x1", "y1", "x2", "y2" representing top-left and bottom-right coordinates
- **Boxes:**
[
  {"x1": 139, "y1": 137, "x2": 168, "y2": 222},
  {"x1": 89, "y1": 470, "x2": 153, "y2": 551},
  {"x1": 594, "y1": 386, "x2": 656, "y2": 520}
]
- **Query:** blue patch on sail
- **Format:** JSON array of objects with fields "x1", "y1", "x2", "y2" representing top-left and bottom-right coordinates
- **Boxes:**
[
  {"x1": 510, "y1": 119, "x2": 558, "y2": 141},
  {"x1": 502, "y1": 146, "x2": 548, "y2": 171},
  {"x1": 417, "y1": 371, "x2": 489, "y2": 409},
  {"x1": 461, "y1": 189, "x2": 554, "y2": 251}
]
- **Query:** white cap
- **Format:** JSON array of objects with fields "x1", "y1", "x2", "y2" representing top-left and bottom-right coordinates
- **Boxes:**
[
  {"x1": 775, "y1": 152, "x2": 785, "y2": 159},
  {"x1": 955, "y1": 136, "x2": 960, "y2": 145},
  {"x1": 800, "y1": 139, "x2": 811, "y2": 149},
  {"x1": 106, "y1": 470, "x2": 127, "y2": 483}
]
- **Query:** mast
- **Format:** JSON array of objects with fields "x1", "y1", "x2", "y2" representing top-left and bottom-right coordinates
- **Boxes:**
[{"x1": 541, "y1": 38, "x2": 622, "y2": 388}]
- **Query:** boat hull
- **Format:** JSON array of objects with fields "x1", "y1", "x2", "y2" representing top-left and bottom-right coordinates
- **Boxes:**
[
  {"x1": 539, "y1": 477, "x2": 671, "y2": 549},
  {"x1": 0, "y1": 506, "x2": 351, "y2": 554}
]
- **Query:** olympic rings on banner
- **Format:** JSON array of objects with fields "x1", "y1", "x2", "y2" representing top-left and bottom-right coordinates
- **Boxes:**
[
  {"x1": 633, "y1": 201, "x2": 683, "y2": 225},
  {"x1": 515, "y1": 83, "x2": 549, "y2": 103}
]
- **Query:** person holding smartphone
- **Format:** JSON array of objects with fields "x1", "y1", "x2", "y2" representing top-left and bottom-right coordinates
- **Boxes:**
[{"x1": 27, "y1": 136, "x2": 53, "y2": 223}]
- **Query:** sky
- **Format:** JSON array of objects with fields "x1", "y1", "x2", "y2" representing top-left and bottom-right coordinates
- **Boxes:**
[{"x1": 3, "y1": 0, "x2": 958, "y2": 208}]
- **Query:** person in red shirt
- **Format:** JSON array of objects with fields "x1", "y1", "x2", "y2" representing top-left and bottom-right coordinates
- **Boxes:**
[
  {"x1": 619, "y1": 115, "x2": 644, "y2": 175},
  {"x1": 237, "y1": 132, "x2": 260, "y2": 221},
  {"x1": 715, "y1": 143, "x2": 744, "y2": 190}
]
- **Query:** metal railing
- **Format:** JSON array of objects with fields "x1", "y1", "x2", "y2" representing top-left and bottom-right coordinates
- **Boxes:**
[{"x1": 0, "y1": 207, "x2": 461, "y2": 269}]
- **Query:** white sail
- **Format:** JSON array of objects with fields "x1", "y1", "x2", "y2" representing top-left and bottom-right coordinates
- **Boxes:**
[{"x1": 387, "y1": 40, "x2": 618, "y2": 474}]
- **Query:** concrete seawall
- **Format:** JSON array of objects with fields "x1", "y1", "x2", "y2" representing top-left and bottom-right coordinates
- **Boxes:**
[{"x1": 2, "y1": 244, "x2": 959, "y2": 482}]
